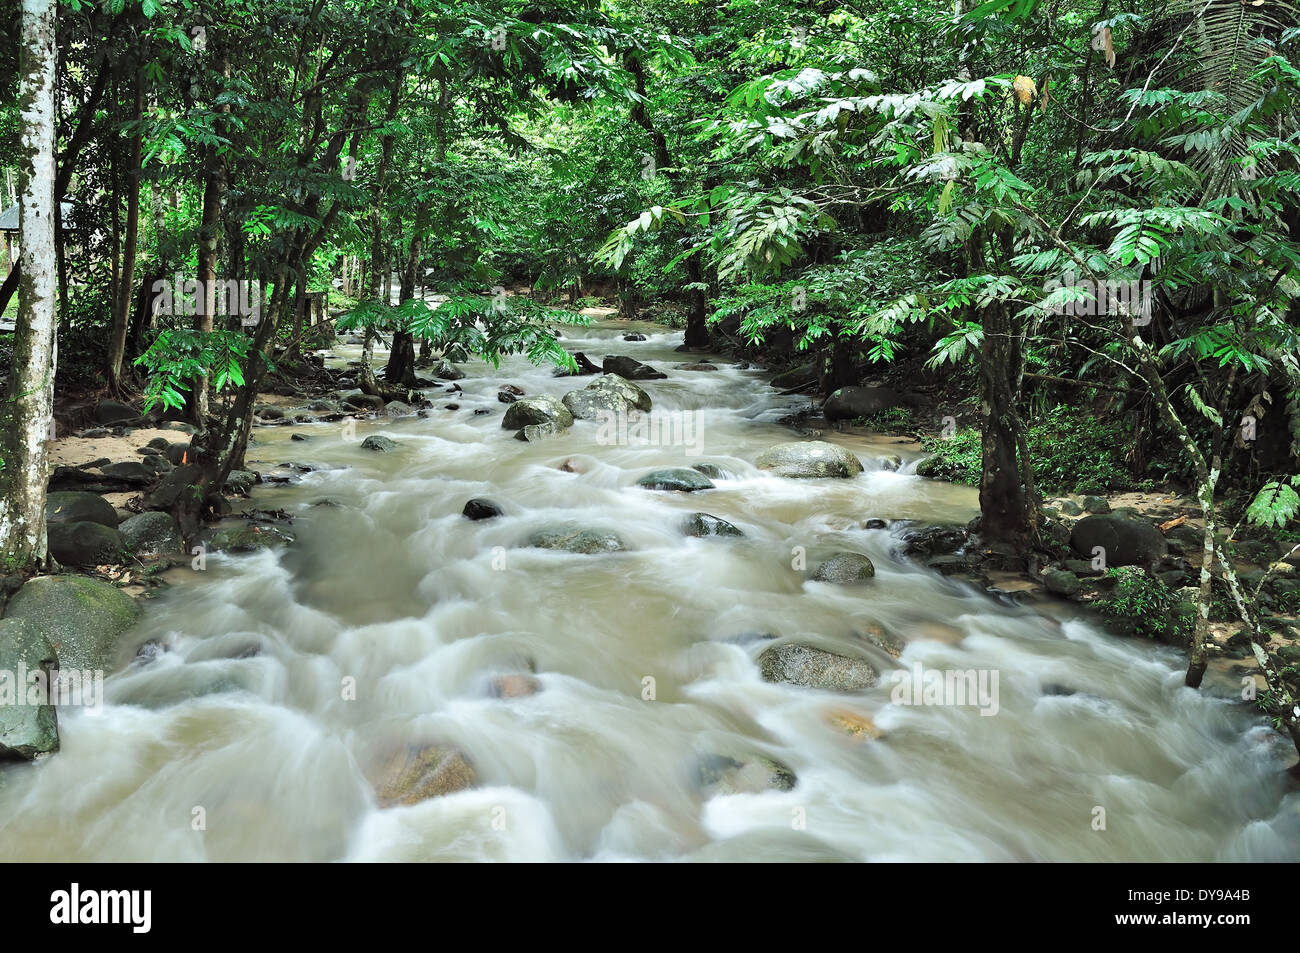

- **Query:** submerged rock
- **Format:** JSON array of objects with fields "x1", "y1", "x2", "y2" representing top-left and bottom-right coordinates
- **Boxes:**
[
  {"x1": 812, "y1": 552, "x2": 876, "y2": 584},
  {"x1": 682, "y1": 513, "x2": 744, "y2": 537},
  {"x1": 755, "y1": 441, "x2": 863, "y2": 479},
  {"x1": 528, "y1": 527, "x2": 626, "y2": 554},
  {"x1": 696, "y1": 753, "x2": 797, "y2": 797},
  {"x1": 372, "y1": 744, "x2": 476, "y2": 807},
  {"x1": 636, "y1": 468, "x2": 714, "y2": 492},
  {"x1": 3, "y1": 575, "x2": 141, "y2": 671},
  {"x1": 207, "y1": 524, "x2": 295, "y2": 553},
  {"x1": 360, "y1": 435, "x2": 398, "y2": 452},
  {"x1": 489, "y1": 674, "x2": 542, "y2": 699},
  {"x1": 757, "y1": 642, "x2": 878, "y2": 692}
]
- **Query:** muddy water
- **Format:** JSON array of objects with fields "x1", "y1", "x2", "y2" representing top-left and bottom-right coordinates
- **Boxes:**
[{"x1": 1, "y1": 321, "x2": 1296, "y2": 861}]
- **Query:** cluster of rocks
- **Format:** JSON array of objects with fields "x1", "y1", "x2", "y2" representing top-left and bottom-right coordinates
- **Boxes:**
[{"x1": 500, "y1": 369, "x2": 655, "y2": 442}]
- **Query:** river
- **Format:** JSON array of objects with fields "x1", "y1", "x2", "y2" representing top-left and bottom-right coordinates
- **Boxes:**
[{"x1": 0, "y1": 319, "x2": 1296, "y2": 861}]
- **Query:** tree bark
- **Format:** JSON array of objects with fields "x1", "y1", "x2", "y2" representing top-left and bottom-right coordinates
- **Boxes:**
[
  {"x1": 107, "y1": 59, "x2": 144, "y2": 392},
  {"x1": 0, "y1": 0, "x2": 58, "y2": 572}
]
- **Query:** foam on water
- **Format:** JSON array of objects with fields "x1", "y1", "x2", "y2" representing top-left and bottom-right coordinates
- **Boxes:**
[{"x1": 1, "y1": 321, "x2": 1296, "y2": 861}]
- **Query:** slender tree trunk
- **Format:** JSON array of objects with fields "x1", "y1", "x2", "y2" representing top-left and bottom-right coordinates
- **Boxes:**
[
  {"x1": 0, "y1": 0, "x2": 58, "y2": 571},
  {"x1": 191, "y1": 38, "x2": 229, "y2": 423},
  {"x1": 107, "y1": 61, "x2": 144, "y2": 392}
]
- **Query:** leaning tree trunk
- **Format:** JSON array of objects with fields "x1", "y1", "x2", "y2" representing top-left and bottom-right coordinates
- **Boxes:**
[{"x1": 0, "y1": 0, "x2": 58, "y2": 572}]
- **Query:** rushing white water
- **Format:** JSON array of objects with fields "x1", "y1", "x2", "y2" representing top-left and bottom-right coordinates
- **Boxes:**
[{"x1": 1, "y1": 320, "x2": 1296, "y2": 861}]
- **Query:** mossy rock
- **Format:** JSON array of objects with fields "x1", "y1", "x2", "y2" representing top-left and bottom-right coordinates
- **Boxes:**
[{"x1": 3, "y1": 575, "x2": 141, "y2": 672}]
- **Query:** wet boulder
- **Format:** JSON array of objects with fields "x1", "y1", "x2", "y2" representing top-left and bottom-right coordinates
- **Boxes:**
[
  {"x1": 757, "y1": 642, "x2": 878, "y2": 692},
  {"x1": 696, "y1": 753, "x2": 796, "y2": 797},
  {"x1": 431, "y1": 359, "x2": 465, "y2": 381},
  {"x1": 462, "y1": 499, "x2": 504, "y2": 521},
  {"x1": 207, "y1": 523, "x2": 295, "y2": 553},
  {"x1": 755, "y1": 441, "x2": 863, "y2": 479},
  {"x1": 636, "y1": 468, "x2": 714, "y2": 492},
  {"x1": 562, "y1": 374, "x2": 652, "y2": 420},
  {"x1": 360, "y1": 435, "x2": 398, "y2": 452},
  {"x1": 812, "y1": 552, "x2": 876, "y2": 583},
  {"x1": 528, "y1": 527, "x2": 626, "y2": 554},
  {"x1": 682, "y1": 513, "x2": 744, "y2": 538},
  {"x1": 602, "y1": 355, "x2": 666, "y2": 381},
  {"x1": 0, "y1": 618, "x2": 59, "y2": 759},
  {"x1": 551, "y1": 352, "x2": 603, "y2": 377},
  {"x1": 898, "y1": 524, "x2": 968, "y2": 557},
  {"x1": 501, "y1": 394, "x2": 573, "y2": 431},
  {"x1": 3, "y1": 575, "x2": 141, "y2": 671},
  {"x1": 517, "y1": 422, "x2": 563, "y2": 442}
]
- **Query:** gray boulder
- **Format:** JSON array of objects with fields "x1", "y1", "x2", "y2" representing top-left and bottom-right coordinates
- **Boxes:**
[
  {"x1": 757, "y1": 642, "x2": 878, "y2": 692},
  {"x1": 501, "y1": 394, "x2": 573, "y2": 431},
  {"x1": 0, "y1": 618, "x2": 59, "y2": 759},
  {"x1": 119, "y1": 512, "x2": 184, "y2": 557},
  {"x1": 636, "y1": 468, "x2": 714, "y2": 492},
  {"x1": 3, "y1": 575, "x2": 141, "y2": 671},
  {"x1": 360, "y1": 435, "x2": 398, "y2": 452},
  {"x1": 47, "y1": 522, "x2": 123, "y2": 566},
  {"x1": 562, "y1": 374, "x2": 652, "y2": 419},
  {"x1": 45, "y1": 491, "x2": 118, "y2": 528},
  {"x1": 812, "y1": 552, "x2": 876, "y2": 583},
  {"x1": 682, "y1": 513, "x2": 744, "y2": 538},
  {"x1": 822, "y1": 386, "x2": 902, "y2": 423},
  {"x1": 1070, "y1": 514, "x2": 1168, "y2": 567},
  {"x1": 528, "y1": 527, "x2": 626, "y2": 554},
  {"x1": 696, "y1": 753, "x2": 796, "y2": 797},
  {"x1": 755, "y1": 441, "x2": 864, "y2": 479}
]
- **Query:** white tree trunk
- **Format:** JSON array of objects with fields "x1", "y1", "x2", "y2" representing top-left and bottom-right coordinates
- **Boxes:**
[{"x1": 0, "y1": 0, "x2": 58, "y2": 570}]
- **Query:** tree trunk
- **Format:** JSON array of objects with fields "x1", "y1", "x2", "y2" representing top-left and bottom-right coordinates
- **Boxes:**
[
  {"x1": 0, "y1": 0, "x2": 58, "y2": 571},
  {"x1": 977, "y1": 301, "x2": 1031, "y2": 547},
  {"x1": 107, "y1": 61, "x2": 144, "y2": 392},
  {"x1": 190, "y1": 38, "x2": 229, "y2": 423}
]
